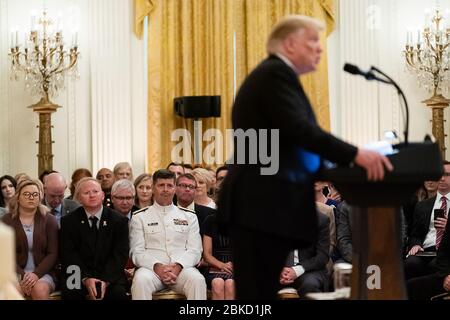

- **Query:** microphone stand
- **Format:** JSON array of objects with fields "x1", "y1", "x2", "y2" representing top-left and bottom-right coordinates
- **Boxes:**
[{"x1": 370, "y1": 66, "x2": 409, "y2": 147}]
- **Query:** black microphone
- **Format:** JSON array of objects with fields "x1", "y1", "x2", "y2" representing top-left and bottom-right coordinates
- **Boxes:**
[{"x1": 343, "y1": 63, "x2": 390, "y2": 84}]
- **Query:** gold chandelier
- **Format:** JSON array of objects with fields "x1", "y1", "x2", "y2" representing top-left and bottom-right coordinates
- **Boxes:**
[
  {"x1": 8, "y1": 9, "x2": 80, "y2": 176},
  {"x1": 404, "y1": 9, "x2": 450, "y2": 158}
]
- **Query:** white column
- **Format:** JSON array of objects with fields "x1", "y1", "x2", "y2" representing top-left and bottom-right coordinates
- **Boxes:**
[
  {"x1": 337, "y1": 0, "x2": 382, "y2": 146},
  {"x1": 88, "y1": 0, "x2": 147, "y2": 174}
]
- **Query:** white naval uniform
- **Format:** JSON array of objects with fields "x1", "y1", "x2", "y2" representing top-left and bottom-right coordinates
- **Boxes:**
[{"x1": 129, "y1": 202, "x2": 206, "y2": 300}]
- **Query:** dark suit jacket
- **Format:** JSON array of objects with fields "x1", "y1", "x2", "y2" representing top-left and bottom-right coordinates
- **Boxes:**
[
  {"x1": 60, "y1": 206, "x2": 129, "y2": 285},
  {"x1": 61, "y1": 199, "x2": 81, "y2": 217},
  {"x1": 294, "y1": 212, "x2": 330, "y2": 273},
  {"x1": 436, "y1": 212, "x2": 450, "y2": 277},
  {"x1": 408, "y1": 197, "x2": 436, "y2": 249},
  {"x1": 2, "y1": 212, "x2": 58, "y2": 280},
  {"x1": 219, "y1": 55, "x2": 357, "y2": 245},
  {"x1": 195, "y1": 204, "x2": 215, "y2": 234}
]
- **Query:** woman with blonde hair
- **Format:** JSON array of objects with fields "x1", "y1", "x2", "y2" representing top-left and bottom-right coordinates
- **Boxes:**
[
  {"x1": 192, "y1": 168, "x2": 216, "y2": 209},
  {"x1": 1, "y1": 179, "x2": 58, "y2": 300},
  {"x1": 133, "y1": 173, "x2": 152, "y2": 210}
]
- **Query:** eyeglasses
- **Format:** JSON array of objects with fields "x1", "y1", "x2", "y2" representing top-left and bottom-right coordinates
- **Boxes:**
[
  {"x1": 113, "y1": 196, "x2": 135, "y2": 202},
  {"x1": 177, "y1": 183, "x2": 196, "y2": 191},
  {"x1": 22, "y1": 192, "x2": 39, "y2": 199},
  {"x1": 443, "y1": 172, "x2": 450, "y2": 177}
]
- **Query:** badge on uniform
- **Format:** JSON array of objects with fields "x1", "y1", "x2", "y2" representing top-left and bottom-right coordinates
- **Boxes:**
[
  {"x1": 148, "y1": 222, "x2": 158, "y2": 226},
  {"x1": 173, "y1": 219, "x2": 188, "y2": 226}
]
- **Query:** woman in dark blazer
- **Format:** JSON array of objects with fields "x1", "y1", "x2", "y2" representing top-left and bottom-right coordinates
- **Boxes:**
[{"x1": 2, "y1": 178, "x2": 58, "y2": 300}]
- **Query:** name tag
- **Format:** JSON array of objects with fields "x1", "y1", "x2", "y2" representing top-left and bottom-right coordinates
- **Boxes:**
[
  {"x1": 173, "y1": 219, "x2": 188, "y2": 226},
  {"x1": 148, "y1": 222, "x2": 158, "y2": 226}
]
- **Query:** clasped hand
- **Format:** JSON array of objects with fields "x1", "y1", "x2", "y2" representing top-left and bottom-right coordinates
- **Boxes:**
[{"x1": 154, "y1": 263, "x2": 182, "y2": 285}]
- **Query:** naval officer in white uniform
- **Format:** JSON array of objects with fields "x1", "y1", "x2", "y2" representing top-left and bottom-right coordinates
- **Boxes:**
[{"x1": 129, "y1": 169, "x2": 206, "y2": 300}]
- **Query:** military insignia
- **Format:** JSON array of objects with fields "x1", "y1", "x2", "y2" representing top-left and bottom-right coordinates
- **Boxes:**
[
  {"x1": 148, "y1": 222, "x2": 158, "y2": 226},
  {"x1": 173, "y1": 219, "x2": 188, "y2": 226}
]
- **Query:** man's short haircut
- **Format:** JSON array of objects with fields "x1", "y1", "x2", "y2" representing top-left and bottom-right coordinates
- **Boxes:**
[
  {"x1": 182, "y1": 163, "x2": 194, "y2": 170},
  {"x1": 111, "y1": 179, "x2": 135, "y2": 196},
  {"x1": 152, "y1": 169, "x2": 176, "y2": 184},
  {"x1": 176, "y1": 173, "x2": 197, "y2": 187},
  {"x1": 266, "y1": 15, "x2": 324, "y2": 55}
]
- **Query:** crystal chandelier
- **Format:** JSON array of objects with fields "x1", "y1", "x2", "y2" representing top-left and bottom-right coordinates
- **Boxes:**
[{"x1": 9, "y1": 9, "x2": 80, "y2": 100}]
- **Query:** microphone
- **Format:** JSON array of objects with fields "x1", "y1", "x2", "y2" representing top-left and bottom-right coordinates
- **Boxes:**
[
  {"x1": 343, "y1": 63, "x2": 390, "y2": 84},
  {"x1": 343, "y1": 63, "x2": 409, "y2": 146}
]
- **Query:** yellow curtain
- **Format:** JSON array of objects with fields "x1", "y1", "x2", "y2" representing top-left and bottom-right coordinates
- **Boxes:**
[
  {"x1": 144, "y1": 0, "x2": 236, "y2": 172},
  {"x1": 134, "y1": 0, "x2": 154, "y2": 39},
  {"x1": 137, "y1": 0, "x2": 335, "y2": 173}
]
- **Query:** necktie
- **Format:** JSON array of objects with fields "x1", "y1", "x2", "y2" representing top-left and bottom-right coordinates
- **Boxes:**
[
  {"x1": 436, "y1": 197, "x2": 447, "y2": 249},
  {"x1": 89, "y1": 216, "x2": 98, "y2": 240}
]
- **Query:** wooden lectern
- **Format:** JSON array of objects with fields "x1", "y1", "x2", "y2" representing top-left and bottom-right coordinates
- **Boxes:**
[{"x1": 321, "y1": 142, "x2": 443, "y2": 299}]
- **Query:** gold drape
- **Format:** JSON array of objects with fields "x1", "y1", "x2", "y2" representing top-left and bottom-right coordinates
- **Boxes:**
[
  {"x1": 134, "y1": 0, "x2": 154, "y2": 39},
  {"x1": 136, "y1": 0, "x2": 335, "y2": 173}
]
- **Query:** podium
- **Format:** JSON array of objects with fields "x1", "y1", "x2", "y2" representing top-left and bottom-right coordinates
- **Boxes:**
[{"x1": 320, "y1": 142, "x2": 443, "y2": 299}]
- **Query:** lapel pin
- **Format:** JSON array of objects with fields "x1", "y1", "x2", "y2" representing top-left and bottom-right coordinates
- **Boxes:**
[
  {"x1": 81, "y1": 220, "x2": 85, "y2": 224},
  {"x1": 103, "y1": 221, "x2": 107, "y2": 227}
]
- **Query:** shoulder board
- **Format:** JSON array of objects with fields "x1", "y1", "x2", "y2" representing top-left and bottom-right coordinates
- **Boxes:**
[
  {"x1": 177, "y1": 206, "x2": 195, "y2": 214},
  {"x1": 132, "y1": 206, "x2": 150, "y2": 215}
]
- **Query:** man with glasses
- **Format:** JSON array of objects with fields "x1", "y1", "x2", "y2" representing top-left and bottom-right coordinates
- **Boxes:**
[
  {"x1": 43, "y1": 172, "x2": 80, "y2": 228},
  {"x1": 110, "y1": 179, "x2": 138, "y2": 220},
  {"x1": 176, "y1": 173, "x2": 215, "y2": 233},
  {"x1": 130, "y1": 170, "x2": 206, "y2": 300}
]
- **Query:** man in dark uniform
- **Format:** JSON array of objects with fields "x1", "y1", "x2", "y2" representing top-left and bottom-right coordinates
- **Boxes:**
[{"x1": 218, "y1": 15, "x2": 392, "y2": 299}]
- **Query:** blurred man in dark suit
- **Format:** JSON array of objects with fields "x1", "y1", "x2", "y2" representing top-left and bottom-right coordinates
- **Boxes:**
[{"x1": 218, "y1": 15, "x2": 392, "y2": 299}]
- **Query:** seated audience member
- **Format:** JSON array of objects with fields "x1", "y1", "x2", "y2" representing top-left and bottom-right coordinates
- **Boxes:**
[
  {"x1": 176, "y1": 173, "x2": 215, "y2": 233},
  {"x1": 111, "y1": 179, "x2": 137, "y2": 220},
  {"x1": 110, "y1": 179, "x2": 137, "y2": 285},
  {"x1": 2, "y1": 179, "x2": 58, "y2": 300},
  {"x1": 96, "y1": 168, "x2": 115, "y2": 207},
  {"x1": 1, "y1": 175, "x2": 17, "y2": 218},
  {"x1": 134, "y1": 173, "x2": 153, "y2": 210},
  {"x1": 43, "y1": 173, "x2": 80, "y2": 228},
  {"x1": 38, "y1": 170, "x2": 57, "y2": 184},
  {"x1": 315, "y1": 182, "x2": 338, "y2": 263},
  {"x1": 403, "y1": 180, "x2": 439, "y2": 241},
  {"x1": 129, "y1": 170, "x2": 206, "y2": 300},
  {"x1": 278, "y1": 211, "x2": 331, "y2": 295},
  {"x1": 114, "y1": 162, "x2": 134, "y2": 181},
  {"x1": 60, "y1": 178, "x2": 129, "y2": 300},
  {"x1": 167, "y1": 162, "x2": 185, "y2": 179},
  {"x1": 202, "y1": 213, "x2": 234, "y2": 300},
  {"x1": 405, "y1": 162, "x2": 450, "y2": 280},
  {"x1": 215, "y1": 166, "x2": 228, "y2": 190},
  {"x1": 192, "y1": 168, "x2": 216, "y2": 209},
  {"x1": 407, "y1": 214, "x2": 450, "y2": 300},
  {"x1": 67, "y1": 168, "x2": 92, "y2": 200},
  {"x1": 14, "y1": 173, "x2": 31, "y2": 185}
]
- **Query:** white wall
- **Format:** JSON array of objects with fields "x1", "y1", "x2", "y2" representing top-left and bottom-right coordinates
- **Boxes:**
[
  {"x1": 0, "y1": 0, "x2": 147, "y2": 181},
  {"x1": 329, "y1": 0, "x2": 450, "y2": 158}
]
